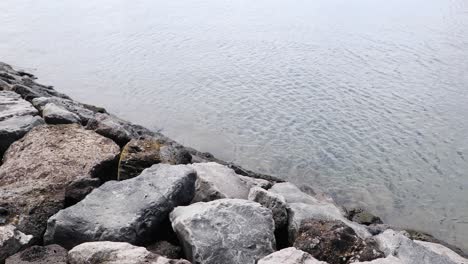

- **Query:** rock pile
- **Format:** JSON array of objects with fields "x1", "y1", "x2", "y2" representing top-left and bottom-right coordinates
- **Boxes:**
[{"x1": 0, "y1": 61, "x2": 467, "y2": 264}]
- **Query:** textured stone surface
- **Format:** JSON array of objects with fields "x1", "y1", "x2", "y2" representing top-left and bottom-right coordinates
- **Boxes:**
[
  {"x1": 44, "y1": 164, "x2": 196, "y2": 249},
  {"x1": 12, "y1": 84, "x2": 70, "y2": 101},
  {"x1": 375, "y1": 229, "x2": 468, "y2": 264},
  {"x1": 414, "y1": 240, "x2": 468, "y2": 264},
  {"x1": 189, "y1": 162, "x2": 255, "y2": 202},
  {"x1": 0, "y1": 225, "x2": 33, "y2": 263},
  {"x1": 0, "y1": 115, "x2": 44, "y2": 158},
  {"x1": 64, "y1": 177, "x2": 101, "y2": 206},
  {"x1": 32, "y1": 96, "x2": 100, "y2": 125},
  {"x1": 5, "y1": 245, "x2": 67, "y2": 264},
  {"x1": 0, "y1": 124, "x2": 120, "y2": 242},
  {"x1": 353, "y1": 256, "x2": 403, "y2": 263},
  {"x1": 270, "y1": 182, "x2": 320, "y2": 205},
  {"x1": 68, "y1": 241, "x2": 191, "y2": 264},
  {"x1": 293, "y1": 220, "x2": 383, "y2": 264},
  {"x1": 248, "y1": 187, "x2": 288, "y2": 230},
  {"x1": 41, "y1": 103, "x2": 80, "y2": 124},
  {"x1": 347, "y1": 208, "x2": 383, "y2": 226},
  {"x1": 147, "y1": 241, "x2": 183, "y2": 259},
  {"x1": 258, "y1": 247, "x2": 327, "y2": 264},
  {"x1": 0, "y1": 91, "x2": 38, "y2": 121},
  {"x1": 118, "y1": 138, "x2": 191, "y2": 180},
  {"x1": 170, "y1": 198, "x2": 276, "y2": 264}
]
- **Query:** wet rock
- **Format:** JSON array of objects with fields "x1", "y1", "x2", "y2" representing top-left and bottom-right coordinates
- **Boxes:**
[
  {"x1": 293, "y1": 220, "x2": 383, "y2": 264},
  {"x1": 0, "y1": 115, "x2": 44, "y2": 159},
  {"x1": 248, "y1": 187, "x2": 288, "y2": 230},
  {"x1": 0, "y1": 91, "x2": 38, "y2": 121},
  {"x1": 68, "y1": 241, "x2": 191, "y2": 264},
  {"x1": 258, "y1": 247, "x2": 327, "y2": 264},
  {"x1": 146, "y1": 241, "x2": 183, "y2": 259},
  {"x1": 118, "y1": 138, "x2": 191, "y2": 180},
  {"x1": 347, "y1": 208, "x2": 383, "y2": 225},
  {"x1": 32, "y1": 97, "x2": 98, "y2": 125},
  {"x1": 189, "y1": 162, "x2": 257, "y2": 202},
  {"x1": 0, "y1": 124, "x2": 120, "y2": 242},
  {"x1": 0, "y1": 225, "x2": 33, "y2": 263},
  {"x1": 170, "y1": 198, "x2": 276, "y2": 264},
  {"x1": 44, "y1": 164, "x2": 196, "y2": 249},
  {"x1": 12, "y1": 84, "x2": 70, "y2": 101},
  {"x1": 5, "y1": 244, "x2": 67, "y2": 264},
  {"x1": 41, "y1": 103, "x2": 80, "y2": 124},
  {"x1": 374, "y1": 229, "x2": 468, "y2": 264},
  {"x1": 85, "y1": 113, "x2": 155, "y2": 146},
  {"x1": 64, "y1": 177, "x2": 101, "y2": 206}
]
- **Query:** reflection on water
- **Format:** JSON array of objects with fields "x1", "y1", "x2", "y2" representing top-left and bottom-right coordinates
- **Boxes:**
[{"x1": 1, "y1": 0, "x2": 468, "y2": 252}]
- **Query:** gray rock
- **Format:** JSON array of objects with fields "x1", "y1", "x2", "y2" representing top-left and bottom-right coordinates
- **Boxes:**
[
  {"x1": 248, "y1": 187, "x2": 288, "y2": 230},
  {"x1": 0, "y1": 80, "x2": 10, "y2": 91},
  {"x1": 44, "y1": 164, "x2": 197, "y2": 249},
  {"x1": 0, "y1": 225, "x2": 33, "y2": 263},
  {"x1": 0, "y1": 91, "x2": 38, "y2": 121},
  {"x1": 353, "y1": 256, "x2": 403, "y2": 263},
  {"x1": 346, "y1": 208, "x2": 383, "y2": 225},
  {"x1": 0, "y1": 115, "x2": 44, "y2": 158},
  {"x1": 239, "y1": 175, "x2": 272, "y2": 189},
  {"x1": 118, "y1": 138, "x2": 191, "y2": 181},
  {"x1": 12, "y1": 84, "x2": 70, "y2": 101},
  {"x1": 270, "y1": 182, "x2": 320, "y2": 205},
  {"x1": 258, "y1": 247, "x2": 327, "y2": 264},
  {"x1": 414, "y1": 240, "x2": 468, "y2": 264},
  {"x1": 374, "y1": 229, "x2": 468, "y2": 264},
  {"x1": 32, "y1": 96, "x2": 99, "y2": 125},
  {"x1": 68, "y1": 241, "x2": 191, "y2": 264},
  {"x1": 5, "y1": 245, "x2": 67, "y2": 264},
  {"x1": 146, "y1": 241, "x2": 183, "y2": 259},
  {"x1": 0, "y1": 124, "x2": 120, "y2": 242},
  {"x1": 189, "y1": 162, "x2": 255, "y2": 202},
  {"x1": 64, "y1": 177, "x2": 101, "y2": 206},
  {"x1": 41, "y1": 103, "x2": 80, "y2": 124},
  {"x1": 293, "y1": 219, "x2": 383, "y2": 264},
  {"x1": 170, "y1": 198, "x2": 276, "y2": 264}
]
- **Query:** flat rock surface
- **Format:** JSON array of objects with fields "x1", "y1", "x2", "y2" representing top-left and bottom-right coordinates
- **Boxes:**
[
  {"x1": 5, "y1": 244, "x2": 67, "y2": 264},
  {"x1": 0, "y1": 91, "x2": 38, "y2": 121},
  {"x1": 170, "y1": 198, "x2": 276, "y2": 264},
  {"x1": 41, "y1": 103, "x2": 80, "y2": 124},
  {"x1": 0, "y1": 124, "x2": 120, "y2": 241},
  {"x1": 44, "y1": 164, "x2": 196, "y2": 249},
  {"x1": 258, "y1": 247, "x2": 327, "y2": 264},
  {"x1": 32, "y1": 96, "x2": 99, "y2": 124},
  {"x1": 68, "y1": 241, "x2": 190, "y2": 264}
]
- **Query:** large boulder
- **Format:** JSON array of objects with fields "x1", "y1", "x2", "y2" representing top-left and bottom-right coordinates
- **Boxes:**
[
  {"x1": 258, "y1": 247, "x2": 327, "y2": 264},
  {"x1": 5, "y1": 244, "x2": 67, "y2": 264},
  {"x1": 118, "y1": 138, "x2": 191, "y2": 180},
  {"x1": 248, "y1": 187, "x2": 288, "y2": 230},
  {"x1": 0, "y1": 225, "x2": 33, "y2": 264},
  {"x1": 374, "y1": 229, "x2": 468, "y2": 264},
  {"x1": 170, "y1": 198, "x2": 276, "y2": 264},
  {"x1": 189, "y1": 162, "x2": 269, "y2": 203},
  {"x1": 44, "y1": 164, "x2": 197, "y2": 249},
  {"x1": 31, "y1": 97, "x2": 101, "y2": 125},
  {"x1": 0, "y1": 124, "x2": 120, "y2": 243},
  {"x1": 68, "y1": 241, "x2": 190, "y2": 264},
  {"x1": 41, "y1": 103, "x2": 80, "y2": 124},
  {"x1": 293, "y1": 219, "x2": 383, "y2": 264}
]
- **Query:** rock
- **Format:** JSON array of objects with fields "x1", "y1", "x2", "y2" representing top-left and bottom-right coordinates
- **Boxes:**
[
  {"x1": 239, "y1": 175, "x2": 272, "y2": 189},
  {"x1": 0, "y1": 208, "x2": 8, "y2": 225},
  {"x1": 189, "y1": 162, "x2": 256, "y2": 202},
  {"x1": 270, "y1": 182, "x2": 320, "y2": 205},
  {"x1": 346, "y1": 208, "x2": 383, "y2": 225},
  {"x1": 366, "y1": 224, "x2": 392, "y2": 236},
  {"x1": 0, "y1": 91, "x2": 38, "y2": 121},
  {"x1": 353, "y1": 256, "x2": 403, "y2": 263},
  {"x1": 85, "y1": 113, "x2": 154, "y2": 146},
  {"x1": 12, "y1": 84, "x2": 70, "y2": 101},
  {"x1": 258, "y1": 247, "x2": 327, "y2": 264},
  {"x1": 170, "y1": 198, "x2": 276, "y2": 264},
  {"x1": 64, "y1": 177, "x2": 101, "y2": 206},
  {"x1": 68, "y1": 241, "x2": 190, "y2": 264},
  {"x1": 293, "y1": 220, "x2": 383, "y2": 264},
  {"x1": 41, "y1": 103, "x2": 80, "y2": 124},
  {"x1": 374, "y1": 229, "x2": 468, "y2": 264},
  {"x1": 0, "y1": 80, "x2": 10, "y2": 91},
  {"x1": 0, "y1": 225, "x2": 33, "y2": 263},
  {"x1": 32, "y1": 96, "x2": 99, "y2": 125},
  {"x1": 118, "y1": 138, "x2": 191, "y2": 181},
  {"x1": 44, "y1": 164, "x2": 196, "y2": 249},
  {"x1": 414, "y1": 240, "x2": 468, "y2": 264},
  {"x1": 0, "y1": 115, "x2": 44, "y2": 159},
  {"x1": 146, "y1": 241, "x2": 183, "y2": 259},
  {"x1": 248, "y1": 187, "x2": 288, "y2": 230},
  {"x1": 0, "y1": 124, "x2": 120, "y2": 242},
  {"x1": 5, "y1": 244, "x2": 67, "y2": 264}
]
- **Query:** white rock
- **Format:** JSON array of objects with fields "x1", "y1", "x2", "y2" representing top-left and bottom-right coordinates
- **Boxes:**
[
  {"x1": 42, "y1": 103, "x2": 80, "y2": 124},
  {"x1": 258, "y1": 247, "x2": 327, "y2": 264}
]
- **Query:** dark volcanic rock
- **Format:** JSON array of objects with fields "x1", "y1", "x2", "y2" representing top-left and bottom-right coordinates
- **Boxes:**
[
  {"x1": 0, "y1": 124, "x2": 120, "y2": 244},
  {"x1": 347, "y1": 208, "x2": 383, "y2": 226},
  {"x1": 68, "y1": 241, "x2": 191, "y2": 264},
  {"x1": 293, "y1": 219, "x2": 383, "y2": 264},
  {"x1": 41, "y1": 103, "x2": 81, "y2": 124},
  {"x1": 170, "y1": 198, "x2": 276, "y2": 264},
  {"x1": 64, "y1": 177, "x2": 101, "y2": 206},
  {"x1": 44, "y1": 164, "x2": 196, "y2": 249},
  {"x1": 118, "y1": 138, "x2": 191, "y2": 180},
  {"x1": 5, "y1": 245, "x2": 67, "y2": 264}
]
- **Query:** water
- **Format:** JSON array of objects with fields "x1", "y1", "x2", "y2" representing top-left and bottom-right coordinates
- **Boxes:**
[{"x1": 1, "y1": 0, "x2": 468, "y2": 252}]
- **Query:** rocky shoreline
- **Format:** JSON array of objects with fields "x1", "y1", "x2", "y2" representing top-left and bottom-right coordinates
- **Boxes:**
[{"x1": 0, "y1": 61, "x2": 466, "y2": 264}]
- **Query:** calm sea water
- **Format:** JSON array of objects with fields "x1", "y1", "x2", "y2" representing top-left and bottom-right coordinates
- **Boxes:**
[{"x1": 1, "y1": 0, "x2": 467, "y2": 252}]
